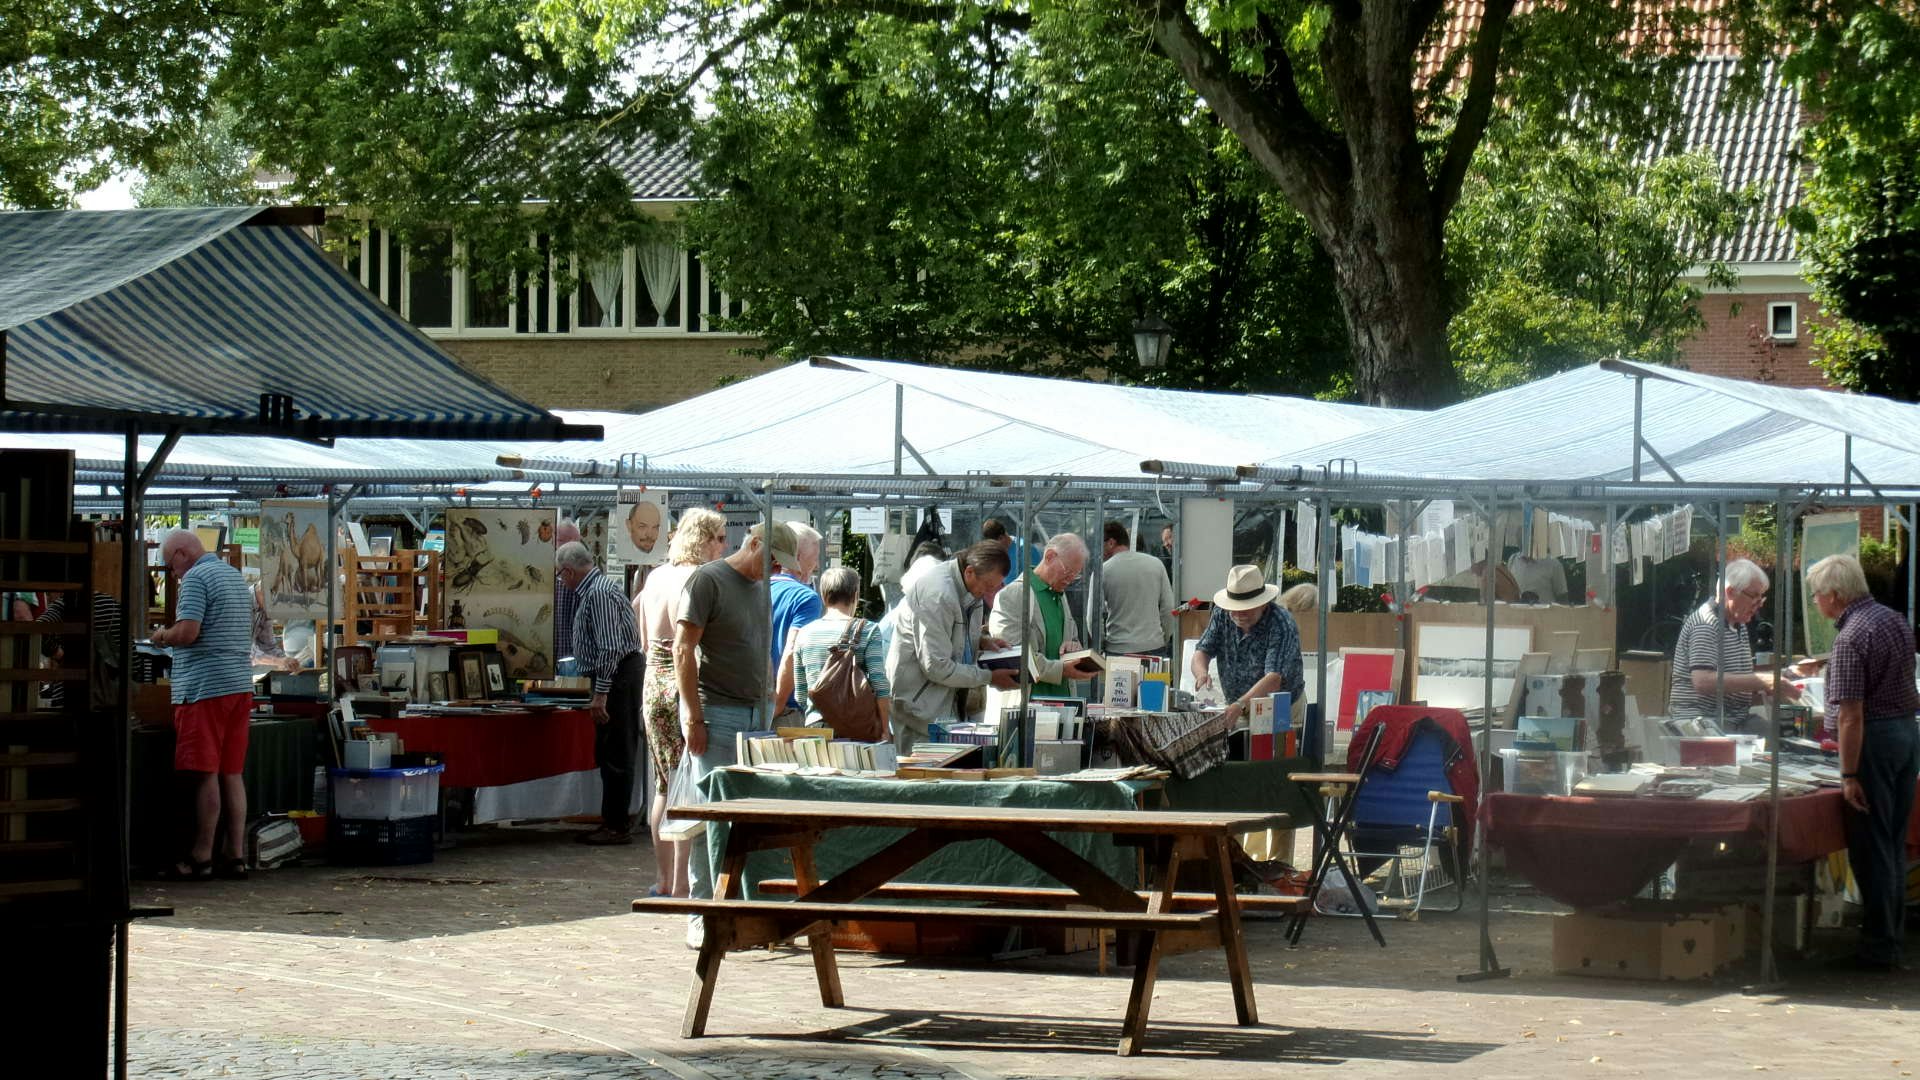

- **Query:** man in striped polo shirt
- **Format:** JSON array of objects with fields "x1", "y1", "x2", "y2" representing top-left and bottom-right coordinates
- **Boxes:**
[
  {"x1": 1667, "y1": 558, "x2": 1799, "y2": 728},
  {"x1": 152, "y1": 531, "x2": 255, "y2": 880},
  {"x1": 557, "y1": 541, "x2": 643, "y2": 845}
]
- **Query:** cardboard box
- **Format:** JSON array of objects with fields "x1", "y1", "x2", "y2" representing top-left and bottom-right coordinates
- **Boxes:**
[{"x1": 1552, "y1": 905, "x2": 1741, "y2": 980}]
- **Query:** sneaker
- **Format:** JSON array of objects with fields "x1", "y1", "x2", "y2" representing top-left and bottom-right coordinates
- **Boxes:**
[{"x1": 686, "y1": 914, "x2": 705, "y2": 950}]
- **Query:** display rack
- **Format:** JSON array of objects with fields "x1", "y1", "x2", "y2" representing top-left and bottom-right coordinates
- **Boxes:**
[{"x1": 339, "y1": 547, "x2": 441, "y2": 645}]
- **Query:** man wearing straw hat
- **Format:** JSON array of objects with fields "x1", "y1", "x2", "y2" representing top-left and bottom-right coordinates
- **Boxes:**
[{"x1": 1191, "y1": 564, "x2": 1304, "y2": 728}]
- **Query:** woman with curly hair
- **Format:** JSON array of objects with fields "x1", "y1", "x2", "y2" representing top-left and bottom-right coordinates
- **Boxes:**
[{"x1": 631, "y1": 507, "x2": 728, "y2": 898}]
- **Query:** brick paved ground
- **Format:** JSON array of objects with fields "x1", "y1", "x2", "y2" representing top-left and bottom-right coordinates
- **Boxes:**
[{"x1": 120, "y1": 823, "x2": 1918, "y2": 1079}]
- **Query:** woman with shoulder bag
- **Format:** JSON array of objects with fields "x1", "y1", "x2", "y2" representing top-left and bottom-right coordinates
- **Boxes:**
[{"x1": 776, "y1": 567, "x2": 891, "y2": 742}]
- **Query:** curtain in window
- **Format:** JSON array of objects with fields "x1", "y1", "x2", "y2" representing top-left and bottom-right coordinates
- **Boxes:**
[
  {"x1": 637, "y1": 242, "x2": 680, "y2": 327},
  {"x1": 587, "y1": 255, "x2": 623, "y2": 327}
]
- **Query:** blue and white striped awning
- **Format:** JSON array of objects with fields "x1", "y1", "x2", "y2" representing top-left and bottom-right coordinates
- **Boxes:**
[{"x1": 0, "y1": 207, "x2": 599, "y2": 442}]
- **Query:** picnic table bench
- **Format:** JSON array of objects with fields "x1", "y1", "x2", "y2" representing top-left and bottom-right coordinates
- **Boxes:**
[{"x1": 633, "y1": 798, "x2": 1292, "y2": 1056}]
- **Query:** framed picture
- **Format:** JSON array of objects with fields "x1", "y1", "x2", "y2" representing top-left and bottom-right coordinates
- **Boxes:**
[
  {"x1": 428, "y1": 671, "x2": 451, "y2": 701},
  {"x1": 484, "y1": 655, "x2": 507, "y2": 695},
  {"x1": 355, "y1": 674, "x2": 381, "y2": 693},
  {"x1": 459, "y1": 654, "x2": 486, "y2": 700}
]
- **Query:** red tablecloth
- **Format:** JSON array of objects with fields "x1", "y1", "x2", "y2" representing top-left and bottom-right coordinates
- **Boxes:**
[
  {"x1": 1482, "y1": 787, "x2": 1920, "y2": 908},
  {"x1": 365, "y1": 708, "x2": 596, "y2": 788}
]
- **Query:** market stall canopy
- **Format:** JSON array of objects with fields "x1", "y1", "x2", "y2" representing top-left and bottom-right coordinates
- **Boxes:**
[
  {"x1": 1267, "y1": 362, "x2": 1920, "y2": 491},
  {"x1": 504, "y1": 357, "x2": 1412, "y2": 480},
  {"x1": 0, "y1": 207, "x2": 599, "y2": 442}
]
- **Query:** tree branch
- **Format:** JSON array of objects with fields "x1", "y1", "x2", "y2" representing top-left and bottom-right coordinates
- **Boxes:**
[
  {"x1": 1133, "y1": 0, "x2": 1347, "y2": 232},
  {"x1": 1431, "y1": 0, "x2": 1513, "y2": 224}
]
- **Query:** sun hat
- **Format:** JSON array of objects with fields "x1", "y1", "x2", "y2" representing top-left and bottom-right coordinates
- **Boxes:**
[{"x1": 1213, "y1": 564, "x2": 1280, "y2": 611}]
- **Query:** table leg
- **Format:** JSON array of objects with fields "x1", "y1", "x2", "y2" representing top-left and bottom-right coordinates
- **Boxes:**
[
  {"x1": 682, "y1": 935, "x2": 727, "y2": 1038},
  {"x1": 1116, "y1": 835, "x2": 1184, "y2": 1055},
  {"x1": 790, "y1": 842, "x2": 845, "y2": 1008},
  {"x1": 1206, "y1": 835, "x2": 1258, "y2": 1026}
]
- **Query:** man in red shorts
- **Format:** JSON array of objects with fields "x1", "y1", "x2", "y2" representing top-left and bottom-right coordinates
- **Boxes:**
[{"x1": 151, "y1": 531, "x2": 256, "y2": 880}]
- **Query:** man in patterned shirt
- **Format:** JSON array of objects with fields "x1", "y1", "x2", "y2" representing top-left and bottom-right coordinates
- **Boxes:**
[
  {"x1": 1809, "y1": 554, "x2": 1920, "y2": 971},
  {"x1": 151, "y1": 531, "x2": 254, "y2": 880},
  {"x1": 557, "y1": 541, "x2": 643, "y2": 846},
  {"x1": 1191, "y1": 565, "x2": 1304, "y2": 728}
]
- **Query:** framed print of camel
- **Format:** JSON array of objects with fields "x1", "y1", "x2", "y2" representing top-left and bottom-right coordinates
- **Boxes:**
[
  {"x1": 445, "y1": 509, "x2": 556, "y2": 680},
  {"x1": 260, "y1": 500, "x2": 332, "y2": 622}
]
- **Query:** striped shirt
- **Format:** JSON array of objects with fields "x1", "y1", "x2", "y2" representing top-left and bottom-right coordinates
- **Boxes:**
[
  {"x1": 1667, "y1": 601, "x2": 1755, "y2": 719},
  {"x1": 170, "y1": 554, "x2": 254, "y2": 705},
  {"x1": 38, "y1": 592, "x2": 124, "y2": 707},
  {"x1": 1825, "y1": 597, "x2": 1919, "y2": 726},
  {"x1": 793, "y1": 612, "x2": 891, "y2": 719},
  {"x1": 570, "y1": 567, "x2": 641, "y2": 693}
]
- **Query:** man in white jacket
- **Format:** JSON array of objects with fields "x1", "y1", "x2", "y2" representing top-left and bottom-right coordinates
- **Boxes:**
[{"x1": 887, "y1": 542, "x2": 1021, "y2": 751}]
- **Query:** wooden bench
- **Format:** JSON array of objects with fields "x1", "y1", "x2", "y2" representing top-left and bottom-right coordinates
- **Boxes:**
[
  {"x1": 754, "y1": 877, "x2": 1311, "y2": 913},
  {"x1": 631, "y1": 798, "x2": 1290, "y2": 1056}
]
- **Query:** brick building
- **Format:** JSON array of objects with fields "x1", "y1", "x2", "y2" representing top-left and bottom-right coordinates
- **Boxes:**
[{"x1": 333, "y1": 139, "x2": 782, "y2": 413}]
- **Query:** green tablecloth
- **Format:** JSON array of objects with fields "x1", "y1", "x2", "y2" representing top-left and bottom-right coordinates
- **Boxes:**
[
  {"x1": 131, "y1": 716, "x2": 325, "y2": 868},
  {"x1": 700, "y1": 770, "x2": 1153, "y2": 899}
]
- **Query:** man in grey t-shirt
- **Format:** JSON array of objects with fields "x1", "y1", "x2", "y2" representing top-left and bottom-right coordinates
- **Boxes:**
[
  {"x1": 674, "y1": 521, "x2": 784, "y2": 924},
  {"x1": 1100, "y1": 521, "x2": 1176, "y2": 656}
]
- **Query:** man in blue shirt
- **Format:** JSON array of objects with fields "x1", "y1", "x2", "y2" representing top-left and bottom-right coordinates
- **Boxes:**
[
  {"x1": 151, "y1": 531, "x2": 255, "y2": 880},
  {"x1": 1192, "y1": 564, "x2": 1305, "y2": 728},
  {"x1": 768, "y1": 522, "x2": 822, "y2": 711},
  {"x1": 558, "y1": 541, "x2": 644, "y2": 845}
]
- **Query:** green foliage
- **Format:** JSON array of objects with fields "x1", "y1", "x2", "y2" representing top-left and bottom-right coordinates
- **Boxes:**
[
  {"x1": 1446, "y1": 139, "x2": 1753, "y2": 393},
  {"x1": 1745, "y1": 3, "x2": 1920, "y2": 399},
  {"x1": 681, "y1": 5, "x2": 1349, "y2": 392},
  {"x1": 133, "y1": 104, "x2": 263, "y2": 208},
  {"x1": 1, "y1": 0, "x2": 221, "y2": 207}
]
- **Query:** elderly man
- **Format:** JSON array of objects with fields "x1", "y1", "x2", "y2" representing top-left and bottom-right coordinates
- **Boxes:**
[
  {"x1": 676, "y1": 523, "x2": 782, "y2": 929},
  {"x1": 150, "y1": 531, "x2": 254, "y2": 880},
  {"x1": 1668, "y1": 558, "x2": 1798, "y2": 727},
  {"x1": 1809, "y1": 554, "x2": 1920, "y2": 972},
  {"x1": 557, "y1": 541, "x2": 643, "y2": 845},
  {"x1": 1191, "y1": 565, "x2": 1304, "y2": 728},
  {"x1": 991, "y1": 532, "x2": 1104, "y2": 697},
  {"x1": 1101, "y1": 522, "x2": 1176, "y2": 657},
  {"x1": 889, "y1": 541, "x2": 1022, "y2": 751},
  {"x1": 769, "y1": 522, "x2": 823, "y2": 710}
]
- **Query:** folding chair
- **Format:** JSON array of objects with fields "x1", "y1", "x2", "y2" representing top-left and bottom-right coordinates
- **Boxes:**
[
  {"x1": 1341, "y1": 727, "x2": 1466, "y2": 919},
  {"x1": 1284, "y1": 723, "x2": 1388, "y2": 948}
]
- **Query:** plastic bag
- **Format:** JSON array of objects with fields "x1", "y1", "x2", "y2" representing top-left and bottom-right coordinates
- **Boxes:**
[
  {"x1": 1313, "y1": 867, "x2": 1379, "y2": 916},
  {"x1": 659, "y1": 758, "x2": 707, "y2": 840}
]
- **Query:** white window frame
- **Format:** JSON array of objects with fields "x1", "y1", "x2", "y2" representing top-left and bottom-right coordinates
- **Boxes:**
[{"x1": 1767, "y1": 301, "x2": 1798, "y2": 342}]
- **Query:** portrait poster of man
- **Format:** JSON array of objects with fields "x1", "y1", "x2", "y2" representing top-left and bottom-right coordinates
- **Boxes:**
[{"x1": 614, "y1": 492, "x2": 667, "y2": 567}]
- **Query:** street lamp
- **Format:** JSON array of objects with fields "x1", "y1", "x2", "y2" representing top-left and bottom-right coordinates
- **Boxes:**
[{"x1": 1131, "y1": 315, "x2": 1173, "y2": 370}]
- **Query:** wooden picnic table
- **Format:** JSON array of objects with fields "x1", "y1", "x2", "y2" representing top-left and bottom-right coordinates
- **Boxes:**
[{"x1": 633, "y1": 797, "x2": 1291, "y2": 1056}]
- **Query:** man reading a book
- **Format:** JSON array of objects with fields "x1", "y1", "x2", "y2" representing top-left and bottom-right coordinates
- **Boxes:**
[
  {"x1": 1192, "y1": 564, "x2": 1304, "y2": 727},
  {"x1": 990, "y1": 532, "x2": 1105, "y2": 697}
]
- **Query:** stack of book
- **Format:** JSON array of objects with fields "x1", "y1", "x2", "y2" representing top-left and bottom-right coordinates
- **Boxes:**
[{"x1": 734, "y1": 728, "x2": 900, "y2": 772}]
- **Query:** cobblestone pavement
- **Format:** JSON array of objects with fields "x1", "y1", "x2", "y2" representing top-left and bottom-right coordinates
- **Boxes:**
[{"x1": 120, "y1": 823, "x2": 1920, "y2": 1079}]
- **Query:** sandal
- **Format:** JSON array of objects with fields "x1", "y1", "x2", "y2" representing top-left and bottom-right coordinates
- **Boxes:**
[
  {"x1": 214, "y1": 859, "x2": 248, "y2": 881},
  {"x1": 156, "y1": 859, "x2": 213, "y2": 882}
]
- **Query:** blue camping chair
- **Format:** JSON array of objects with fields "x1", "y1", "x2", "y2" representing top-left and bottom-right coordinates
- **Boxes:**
[{"x1": 1339, "y1": 726, "x2": 1466, "y2": 919}]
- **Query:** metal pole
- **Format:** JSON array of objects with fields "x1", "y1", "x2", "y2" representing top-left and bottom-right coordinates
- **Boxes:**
[
  {"x1": 114, "y1": 421, "x2": 138, "y2": 1080},
  {"x1": 1312, "y1": 493, "x2": 1331, "y2": 766},
  {"x1": 1908, "y1": 503, "x2": 1916, "y2": 635},
  {"x1": 1604, "y1": 503, "x2": 1617, "y2": 610},
  {"x1": 1462, "y1": 485, "x2": 1509, "y2": 981},
  {"x1": 1753, "y1": 491, "x2": 1791, "y2": 990},
  {"x1": 1089, "y1": 492, "x2": 1107, "y2": 654},
  {"x1": 1632, "y1": 376, "x2": 1644, "y2": 483},
  {"x1": 1016, "y1": 482, "x2": 1033, "y2": 766},
  {"x1": 760, "y1": 484, "x2": 775, "y2": 729},
  {"x1": 893, "y1": 384, "x2": 904, "y2": 477},
  {"x1": 1715, "y1": 501, "x2": 1728, "y2": 731}
]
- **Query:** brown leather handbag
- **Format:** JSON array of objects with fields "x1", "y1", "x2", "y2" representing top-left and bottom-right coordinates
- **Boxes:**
[{"x1": 810, "y1": 618, "x2": 884, "y2": 742}]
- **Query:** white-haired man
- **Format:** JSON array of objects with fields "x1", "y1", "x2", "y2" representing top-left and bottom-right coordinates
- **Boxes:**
[
  {"x1": 1668, "y1": 558, "x2": 1799, "y2": 727},
  {"x1": 150, "y1": 531, "x2": 254, "y2": 880},
  {"x1": 1809, "y1": 554, "x2": 1919, "y2": 971},
  {"x1": 990, "y1": 532, "x2": 1103, "y2": 697},
  {"x1": 557, "y1": 540, "x2": 642, "y2": 845}
]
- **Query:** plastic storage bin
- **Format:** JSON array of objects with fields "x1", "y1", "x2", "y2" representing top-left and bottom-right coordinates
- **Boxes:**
[
  {"x1": 1498, "y1": 748, "x2": 1588, "y2": 796},
  {"x1": 328, "y1": 765, "x2": 443, "y2": 821},
  {"x1": 328, "y1": 815, "x2": 435, "y2": 866}
]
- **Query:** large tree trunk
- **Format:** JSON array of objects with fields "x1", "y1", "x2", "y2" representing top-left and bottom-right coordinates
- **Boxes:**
[
  {"x1": 1324, "y1": 204, "x2": 1459, "y2": 408},
  {"x1": 1138, "y1": 0, "x2": 1509, "y2": 407}
]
